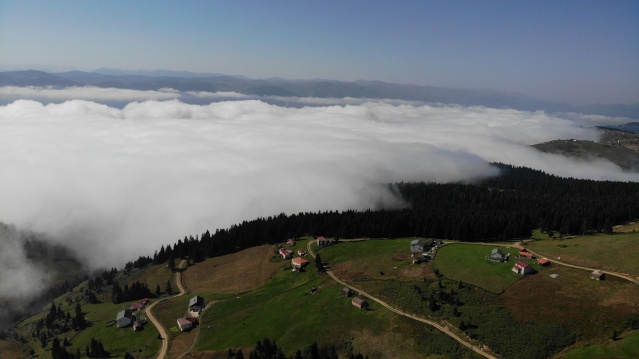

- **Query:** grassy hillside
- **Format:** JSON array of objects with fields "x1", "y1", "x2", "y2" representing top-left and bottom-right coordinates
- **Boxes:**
[
  {"x1": 560, "y1": 330, "x2": 639, "y2": 359},
  {"x1": 525, "y1": 231, "x2": 639, "y2": 276},
  {"x1": 532, "y1": 128, "x2": 639, "y2": 171},
  {"x1": 433, "y1": 244, "x2": 526, "y2": 293},
  {"x1": 13, "y1": 262, "x2": 177, "y2": 358}
]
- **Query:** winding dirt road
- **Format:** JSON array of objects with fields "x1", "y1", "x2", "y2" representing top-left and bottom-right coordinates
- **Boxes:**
[
  {"x1": 146, "y1": 260, "x2": 188, "y2": 359},
  {"x1": 306, "y1": 240, "x2": 496, "y2": 359}
]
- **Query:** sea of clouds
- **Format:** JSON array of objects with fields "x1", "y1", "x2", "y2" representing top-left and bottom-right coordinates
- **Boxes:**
[{"x1": 1, "y1": 86, "x2": 637, "y2": 301}]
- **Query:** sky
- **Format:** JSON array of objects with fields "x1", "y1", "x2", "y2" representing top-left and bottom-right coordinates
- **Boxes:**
[{"x1": 0, "y1": 0, "x2": 638, "y2": 105}]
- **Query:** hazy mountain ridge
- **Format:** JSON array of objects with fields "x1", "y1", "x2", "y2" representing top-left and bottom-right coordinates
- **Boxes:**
[
  {"x1": 2, "y1": 69, "x2": 637, "y2": 118},
  {"x1": 533, "y1": 128, "x2": 639, "y2": 171}
]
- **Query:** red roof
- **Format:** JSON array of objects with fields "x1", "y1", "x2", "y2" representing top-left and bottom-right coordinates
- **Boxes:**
[
  {"x1": 279, "y1": 248, "x2": 292, "y2": 255},
  {"x1": 514, "y1": 261, "x2": 528, "y2": 268},
  {"x1": 520, "y1": 251, "x2": 533, "y2": 258},
  {"x1": 130, "y1": 303, "x2": 143, "y2": 310},
  {"x1": 140, "y1": 298, "x2": 149, "y2": 304},
  {"x1": 292, "y1": 257, "x2": 309, "y2": 265},
  {"x1": 537, "y1": 258, "x2": 550, "y2": 265},
  {"x1": 519, "y1": 245, "x2": 527, "y2": 251},
  {"x1": 317, "y1": 236, "x2": 329, "y2": 242},
  {"x1": 297, "y1": 250, "x2": 306, "y2": 255}
]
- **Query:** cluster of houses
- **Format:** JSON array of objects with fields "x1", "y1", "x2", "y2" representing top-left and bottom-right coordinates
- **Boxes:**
[
  {"x1": 409, "y1": 238, "x2": 440, "y2": 264},
  {"x1": 485, "y1": 246, "x2": 552, "y2": 276},
  {"x1": 278, "y1": 238, "x2": 311, "y2": 271},
  {"x1": 177, "y1": 295, "x2": 205, "y2": 332},
  {"x1": 115, "y1": 298, "x2": 149, "y2": 331},
  {"x1": 342, "y1": 287, "x2": 369, "y2": 309}
]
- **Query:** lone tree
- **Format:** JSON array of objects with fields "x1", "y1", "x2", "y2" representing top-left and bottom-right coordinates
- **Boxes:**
[
  {"x1": 165, "y1": 280, "x2": 172, "y2": 295},
  {"x1": 315, "y1": 254, "x2": 324, "y2": 273}
]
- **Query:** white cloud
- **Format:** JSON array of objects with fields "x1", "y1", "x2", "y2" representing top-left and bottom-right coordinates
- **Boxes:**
[
  {"x1": 0, "y1": 86, "x2": 180, "y2": 102},
  {"x1": 0, "y1": 94, "x2": 637, "y2": 276}
]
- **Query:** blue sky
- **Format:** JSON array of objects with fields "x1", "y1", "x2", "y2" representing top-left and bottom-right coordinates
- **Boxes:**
[{"x1": 0, "y1": 0, "x2": 637, "y2": 105}]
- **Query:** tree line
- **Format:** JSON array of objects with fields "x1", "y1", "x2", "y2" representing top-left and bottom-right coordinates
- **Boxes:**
[{"x1": 141, "y1": 164, "x2": 639, "y2": 267}]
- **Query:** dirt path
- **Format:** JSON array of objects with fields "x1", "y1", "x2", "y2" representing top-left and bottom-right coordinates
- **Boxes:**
[
  {"x1": 147, "y1": 260, "x2": 188, "y2": 359},
  {"x1": 306, "y1": 240, "x2": 496, "y2": 359}
]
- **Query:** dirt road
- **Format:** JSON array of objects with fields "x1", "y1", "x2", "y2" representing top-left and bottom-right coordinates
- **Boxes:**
[
  {"x1": 147, "y1": 260, "x2": 188, "y2": 359},
  {"x1": 306, "y1": 240, "x2": 496, "y2": 359}
]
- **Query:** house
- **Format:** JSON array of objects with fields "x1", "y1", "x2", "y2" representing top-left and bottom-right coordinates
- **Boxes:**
[
  {"x1": 189, "y1": 296, "x2": 205, "y2": 317},
  {"x1": 116, "y1": 309, "x2": 133, "y2": 328},
  {"x1": 537, "y1": 258, "x2": 550, "y2": 266},
  {"x1": 512, "y1": 261, "x2": 534, "y2": 275},
  {"x1": 519, "y1": 251, "x2": 534, "y2": 259},
  {"x1": 291, "y1": 257, "x2": 310, "y2": 269},
  {"x1": 140, "y1": 298, "x2": 150, "y2": 305},
  {"x1": 411, "y1": 253, "x2": 428, "y2": 264},
  {"x1": 129, "y1": 303, "x2": 144, "y2": 311},
  {"x1": 519, "y1": 245, "x2": 527, "y2": 252},
  {"x1": 279, "y1": 248, "x2": 293, "y2": 259},
  {"x1": 488, "y1": 248, "x2": 507, "y2": 262},
  {"x1": 410, "y1": 239, "x2": 432, "y2": 253},
  {"x1": 351, "y1": 297, "x2": 369, "y2": 309},
  {"x1": 591, "y1": 270, "x2": 605, "y2": 280},
  {"x1": 342, "y1": 287, "x2": 353, "y2": 297},
  {"x1": 286, "y1": 239, "x2": 296, "y2": 246},
  {"x1": 317, "y1": 236, "x2": 331, "y2": 247},
  {"x1": 177, "y1": 317, "x2": 193, "y2": 332},
  {"x1": 297, "y1": 249, "x2": 306, "y2": 256}
]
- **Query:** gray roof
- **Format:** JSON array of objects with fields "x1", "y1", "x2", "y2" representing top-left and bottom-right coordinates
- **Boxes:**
[
  {"x1": 116, "y1": 309, "x2": 133, "y2": 320},
  {"x1": 189, "y1": 296, "x2": 204, "y2": 307},
  {"x1": 352, "y1": 297, "x2": 367, "y2": 305},
  {"x1": 490, "y1": 248, "x2": 504, "y2": 255},
  {"x1": 411, "y1": 239, "x2": 427, "y2": 246}
]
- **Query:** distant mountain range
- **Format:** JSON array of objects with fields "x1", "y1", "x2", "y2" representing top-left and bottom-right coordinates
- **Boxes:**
[{"x1": 1, "y1": 69, "x2": 638, "y2": 119}]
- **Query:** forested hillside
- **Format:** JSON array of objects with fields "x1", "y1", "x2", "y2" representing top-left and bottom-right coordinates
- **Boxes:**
[{"x1": 149, "y1": 164, "x2": 639, "y2": 265}]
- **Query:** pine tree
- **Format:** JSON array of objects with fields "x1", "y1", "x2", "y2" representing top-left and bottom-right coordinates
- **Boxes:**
[{"x1": 165, "y1": 280, "x2": 172, "y2": 295}]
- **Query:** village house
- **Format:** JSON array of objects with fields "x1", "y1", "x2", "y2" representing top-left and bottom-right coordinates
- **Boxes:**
[
  {"x1": 116, "y1": 309, "x2": 133, "y2": 328},
  {"x1": 189, "y1": 296, "x2": 205, "y2": 317},
  {"x1": 488, "y1": 248, "x2": 507, "y2": 262},
  {"x1": 286, "y1": 239, "x2": 296, "y2": 246},
  {"x1": 177, "y1": 317, "x2": 194, "y2": 332},
  {"x1": 129, "y1": 302, "x2": 144, "y2": 311},
  {"x1": 512, "y1": 261, "x2": 534, "y2": 275},
  {"x1": 342, "y1": 287, "x2": 353, "y2": 297},
  {"x1": 291, "y1": 257, "x2": 310, "y2": 270},
  {"x1": 537, "y1": 258, "x2": 551, "y2": 266},
  {"x1": 411, "y1": 253, "x2": 429, "y2": 264},
  {"x1": 591, "y1": 270, "x2": 605, "y2": 280},
  {"x1": 351, "y1": 297, "x2": 369, "y2": 309},
  {"x1": 410, "y1": 238, "x2": 432, "y2": 253},
  {"x1": 279, "y1": 248, "x2": 293, "y2": 259},
  {"x1": 317, "y1": 236, "x2": 331, "y2": 247},
  {"x1": 297, "y1": 249, "x2": 306, "y2": 256},
  {"x1": 132, "y1": 320, "x2": 142, "y2": 332},
  {"x1": 519, "y1": 251, "x2": 534, "y2": 259}
]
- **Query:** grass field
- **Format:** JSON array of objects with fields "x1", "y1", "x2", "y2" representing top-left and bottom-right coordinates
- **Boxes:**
[
  {"x1": 433, "y1": 243, "x2": 531, "y2": 293},
  {"x1": 0, "y1": 340, "x2": 27, "y2": 358},
  {"x1": 317, "y1": 238, "x2": 437, "y2": 282},
  {"x1": 560, "y1": 330, "x2": 639, "y2": 359},
  {"x1": 499, "y1": 263, "x2": 639, "y2": 341},
  {"x1": 526, "y1": 231, "x2": 639, "y2": 276}
]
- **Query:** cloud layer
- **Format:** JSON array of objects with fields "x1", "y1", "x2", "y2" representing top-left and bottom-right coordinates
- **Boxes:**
[{"x1": 1, "y1": 93, "x2": 637, "y2": 277}]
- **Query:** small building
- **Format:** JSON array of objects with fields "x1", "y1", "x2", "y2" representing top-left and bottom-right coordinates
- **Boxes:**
[
  {"x1": 410, "y1": 239, "x2": 431, "y2": 253},
  {"x1": 140, "y1": 298, "x2": 150, "y2": 305},
  {"x1": 342, "y1": 287, "x2": 353, "y2": 297},
  {"x1": 291, "y1": 257, "x2": 310, "y2": 269},
  {"x1": 177, "y1": 317, "x2": 193, "y2": 332},
  {"x1": 279, "y1": 248, "x2": 293, "y2": 259},
  {"x1": 129, "y1": 302, "x2": 144, "y2": 311},
  {"x1": 537, "y1": 258, "x2": 550, "y2": 266},
  {"x1": 549, "y1": 273, "x2": 559, "y2": 279},
  {"x1": 519, "y1": 251, "x2": 534, "y2": 259},
  {"x1": 488, "y1": 248, "x2": 507, "y2": 262},
  {"x1": 411, "y1": 253, "x2": 428, "y2": 264},
  {"x1": 512, "y1": 261, "x2": 533, "y2": 275},
  {"x1": 519, "y1": 245, "x2": 528, "y2": 252},
  {"x1": 189, "y1": 296, "x2": 205, "y2": 317},
  {"x1": 317, "y1": 236, "x2": 331, "y2": 247},
  {"x1": 286, "y1": 239, "x2": 296, "y2": 246},
  {"x1": 297, "y1": 249, "x2": 306, "y2": 256},
  {"x1": 591, "y1": 270, "x2": 605, "y2": 280},
  {"x1": 116, "y1": 309, "x2": 133, "y2": 328},
  {"x1": 351, "y1": 297, "x2": 369, "y2": 309}
]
